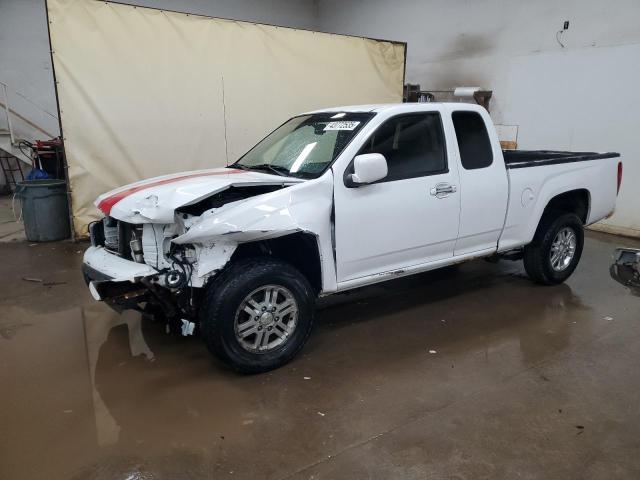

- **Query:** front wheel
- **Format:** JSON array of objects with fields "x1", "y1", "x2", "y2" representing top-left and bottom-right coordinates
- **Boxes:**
[
  {"x1": 523, "y1": 212, "x2": 584, "y2": 285},
  {"x1": 199, "y1": 258, "x2": 315, "y2": 373}
]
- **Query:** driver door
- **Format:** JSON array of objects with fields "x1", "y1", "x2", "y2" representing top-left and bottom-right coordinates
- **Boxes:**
[{"x1": 334, "y1": 112, "x2": 461, "y2": 284}]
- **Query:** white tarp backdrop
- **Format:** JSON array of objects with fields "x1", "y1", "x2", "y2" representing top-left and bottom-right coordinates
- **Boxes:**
[{"x1": 46, "y1": 0, "x2": 406, "y2": 236}]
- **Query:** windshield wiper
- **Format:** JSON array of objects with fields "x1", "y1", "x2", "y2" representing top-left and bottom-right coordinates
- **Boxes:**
[
  {"x1": 228, "y1": 163, "x2": 251, "y2": 170},
  {"x1": 241, "y1": 163, "x2": 291, "y2": 177}
]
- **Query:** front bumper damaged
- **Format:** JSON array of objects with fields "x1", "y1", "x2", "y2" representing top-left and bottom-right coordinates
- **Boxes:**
[
  {"x1": 83, "y1": 246, "x2": 158, "y2": 283},
  {"x1": 82, "y1": 245, "x2": 199, "y2": 322},
  {"x1": 82, "y1": 246, "x2": 159, "y2": 307}
]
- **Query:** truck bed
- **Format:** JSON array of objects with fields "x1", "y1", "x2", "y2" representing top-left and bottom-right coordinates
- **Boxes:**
[{"x1": 503, "y1": 150, "x2": 620, "y2": 169}]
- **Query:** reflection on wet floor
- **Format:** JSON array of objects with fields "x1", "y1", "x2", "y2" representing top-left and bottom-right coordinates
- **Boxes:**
[{"x1": 2, "y1": 232, "x2": 640, "y2": 479}]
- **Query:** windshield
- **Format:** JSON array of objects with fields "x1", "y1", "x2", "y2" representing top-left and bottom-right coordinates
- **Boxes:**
[{"x1": 232, "y1": 112, "x2": 374, "y2": 178}]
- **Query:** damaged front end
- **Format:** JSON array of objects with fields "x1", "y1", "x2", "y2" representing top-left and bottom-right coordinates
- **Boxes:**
[
  {"x1": 83, "y1": 218, "x2": 202, "y2": 332},
  {"x1": 83, "y1": 173, "x2": 334, "y2": 328}
]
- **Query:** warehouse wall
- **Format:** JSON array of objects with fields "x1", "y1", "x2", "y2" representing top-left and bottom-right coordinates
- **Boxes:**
[
  {"x1": 3, "y1": 0, "x2": 639, "y2": 236},
  {"x1": 317, "y1": 0, "x2": 640, "y2": 236},
  {"x1": 0, "y1": 0, "x2": 319, "y2": 139}
]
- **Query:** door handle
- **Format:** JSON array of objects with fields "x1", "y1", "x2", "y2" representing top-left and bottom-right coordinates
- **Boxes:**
[{"x1": 430, "y1": 183, "x2": 457, "y2": 198}]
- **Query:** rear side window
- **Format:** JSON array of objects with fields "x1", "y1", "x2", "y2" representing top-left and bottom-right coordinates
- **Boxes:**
[
  {"x1": 452, "y1": 111, "x2": 493, "y2": 170},
  {"x1": 360, "y1": 113, "x2": 447, "y2": 182}
]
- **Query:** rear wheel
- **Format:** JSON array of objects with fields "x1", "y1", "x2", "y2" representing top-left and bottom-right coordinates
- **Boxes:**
[
  {"x1": 200, "y1": 258, "x2": 315, "y2": 373},
  {"x1": 523, "y1": 212, "x2": 584, "y2": 285}
]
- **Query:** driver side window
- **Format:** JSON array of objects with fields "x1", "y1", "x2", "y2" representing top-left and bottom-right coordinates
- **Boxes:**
[{"x1": 359, "y1": 113, "x2": 448, "y2": 182}]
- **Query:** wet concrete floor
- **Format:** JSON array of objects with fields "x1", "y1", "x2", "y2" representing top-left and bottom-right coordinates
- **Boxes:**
[{"x1": 1, "y1": 231, "x2": 640, "y2": 479}]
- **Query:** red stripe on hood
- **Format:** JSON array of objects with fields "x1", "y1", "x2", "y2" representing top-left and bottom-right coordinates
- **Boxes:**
[{"x1": 97, "y1": 169, "x2": 245, "y2": 215}]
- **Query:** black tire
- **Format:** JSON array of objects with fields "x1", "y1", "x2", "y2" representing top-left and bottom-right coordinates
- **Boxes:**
[
  {"x1": 523, "y1": 212, "x2": 584, "y2": 285},
  {"x1": 199, "y1": 257, "x2": 315, "y2": 374}
]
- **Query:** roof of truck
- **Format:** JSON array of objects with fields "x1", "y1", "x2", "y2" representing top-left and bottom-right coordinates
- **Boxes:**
[
  {"x1": 306, "y1": 104, "x2": 394, "y2": 113},
  {"x1": 305, "y1": 103, "x2": 482, "y2": 114}
]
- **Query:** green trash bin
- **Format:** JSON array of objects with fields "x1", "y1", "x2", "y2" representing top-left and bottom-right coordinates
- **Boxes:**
[{"x1": 15, "y1": 179, "x2": 71, "y2": 242}]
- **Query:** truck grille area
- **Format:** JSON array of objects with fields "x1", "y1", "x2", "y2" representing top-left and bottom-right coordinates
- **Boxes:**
[
  {"x1": 103, "y1": 217, "x2": 119, "y2": 251},
  {"x1": 91, "y1": 217, "x2": 142, "y2": 261}
]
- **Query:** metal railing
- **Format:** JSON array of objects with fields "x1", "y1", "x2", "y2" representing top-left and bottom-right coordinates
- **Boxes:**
[{"x1": 1, "y1": 83, "x2": 15, "y2": 144}]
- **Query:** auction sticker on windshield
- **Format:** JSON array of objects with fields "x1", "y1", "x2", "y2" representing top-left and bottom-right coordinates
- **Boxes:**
[{"x1": 324, "y1": 121, "x2": 361, "y2": 131}]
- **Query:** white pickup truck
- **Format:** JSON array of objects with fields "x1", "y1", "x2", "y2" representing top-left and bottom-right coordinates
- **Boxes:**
[{"x1": 83, "y1": 103, "x2": 622, "y2": 372}]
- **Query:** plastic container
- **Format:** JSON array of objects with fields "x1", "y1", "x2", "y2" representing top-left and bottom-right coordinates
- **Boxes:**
[{"x1": 15, "y1": 179, "x2": 71, "y2": 242}]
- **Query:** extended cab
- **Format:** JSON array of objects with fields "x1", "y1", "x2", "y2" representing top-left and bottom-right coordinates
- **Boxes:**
[{"x1": 83, "y1": 103, "x2": 622, "y2": 372}]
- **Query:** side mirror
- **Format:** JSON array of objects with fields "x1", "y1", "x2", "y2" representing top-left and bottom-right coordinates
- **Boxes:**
[{"x1": 346, "y1": 153, "x2": 388, "y2": 187}]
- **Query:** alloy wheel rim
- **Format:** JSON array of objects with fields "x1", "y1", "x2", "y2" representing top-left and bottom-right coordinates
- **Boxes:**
[
  {"x1": 234, "y1": 285, "x2": 298, "y2": 353},
  {"x1": 550, "y1": 227, "x2": 577, "y2": 272}
]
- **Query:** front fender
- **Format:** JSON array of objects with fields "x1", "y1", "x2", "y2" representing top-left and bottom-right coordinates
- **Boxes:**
[{"x1": 174, "y1": 173, "x2": 337, "y2": 292}]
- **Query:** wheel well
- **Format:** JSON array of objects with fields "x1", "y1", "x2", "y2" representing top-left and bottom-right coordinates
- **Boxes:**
[
  {"x1": 542, "y1": 189, "x2": 590, "y2": 224},
  {"x1": 229, "y1": 232, "x2": 322, "y2": 293}
]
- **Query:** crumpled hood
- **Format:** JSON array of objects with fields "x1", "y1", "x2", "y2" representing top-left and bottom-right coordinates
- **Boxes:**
[{"x1": 95, "y1": 167, "x2": 303, "y2": 223}]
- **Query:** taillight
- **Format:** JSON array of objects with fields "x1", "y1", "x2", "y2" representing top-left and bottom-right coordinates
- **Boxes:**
[{"x1": 617, "y1": 161, "x2": 623, "y2": 195}]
